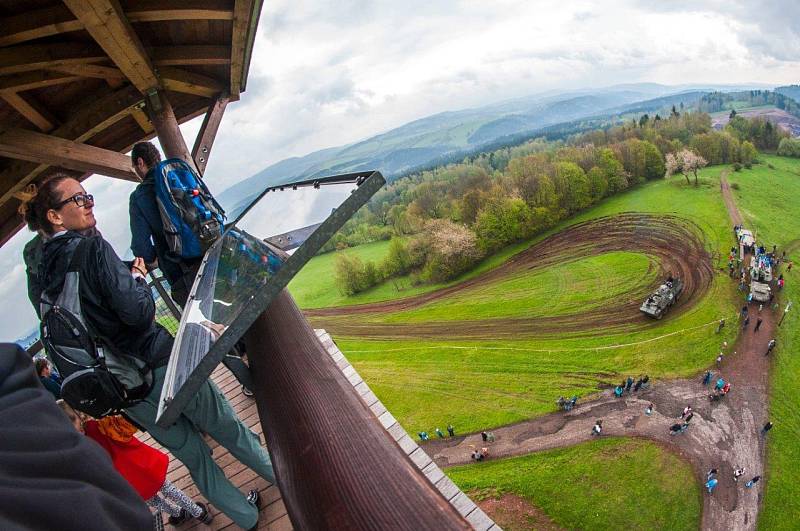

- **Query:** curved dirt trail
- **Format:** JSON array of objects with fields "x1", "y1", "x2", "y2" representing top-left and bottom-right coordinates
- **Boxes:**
[
  {"x1": 426, "y1": 173, "x2": 773, "y2": 531},
  {"x1": 308, "y1": 214, "x2": 714, "y2": 339}
]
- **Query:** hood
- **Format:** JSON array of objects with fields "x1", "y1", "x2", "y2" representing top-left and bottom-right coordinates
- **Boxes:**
[{"x1": 41, "y1": 232, "x2": 85, "y2": 298}]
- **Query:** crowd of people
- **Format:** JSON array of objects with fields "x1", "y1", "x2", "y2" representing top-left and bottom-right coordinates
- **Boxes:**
[{"x1": 12, "y1": 143, "x2": 274, "y2": 530}]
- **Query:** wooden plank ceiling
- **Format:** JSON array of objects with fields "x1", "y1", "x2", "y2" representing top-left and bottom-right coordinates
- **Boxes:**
[{"x1": 0, "y1": 0, "x2": 262, "y2": 246}]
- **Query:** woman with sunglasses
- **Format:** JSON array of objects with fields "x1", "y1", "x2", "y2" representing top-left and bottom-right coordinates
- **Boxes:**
[{"x1": 21, "y1": 175, "x2": 274, "y2": 530}]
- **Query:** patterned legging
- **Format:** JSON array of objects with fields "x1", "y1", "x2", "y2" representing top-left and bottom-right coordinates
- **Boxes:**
[{"x1": 146, "y1": 479, "x2": 203, "y2": 518}]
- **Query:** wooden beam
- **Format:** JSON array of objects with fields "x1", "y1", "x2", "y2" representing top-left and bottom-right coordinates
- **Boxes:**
[
  {"x1": 131, "y1": 108, "x2": 154, "y2": 134},
  {"x1": 0, "y1": 5, "x2": 82, "y2": 47},
  {"x1": 48, "y1": 64, "x2": 126, "y2": 83},
  {"x1": 151, "y1": 46, "x2": 231, "y2": 66},
  {"x1": 230, "y1": 0, "x2": 253, "y2": 95},
  {"x1": 0, "y1": 215, "x2": 25, "y2": 248},
  {"x1": 0, "y1": 128, "x2": 140, "y2": 182},
  {"x1": 0, "y1": 92, "x2": 59, "y2": 132},
  {"x1": 0, "y1": 43, "x2": 106, "y2": 76},
  {"x1": 126, "y1": 0, "x2": 234, "y2": 22},
  {"x1": 0, "y1": 71, "x2": 81, "y2": 92},
  {"x1": 0, "y1": 85, "x2": 143, "y2": 205},
  {"x1": 0, "y1": 1, "x2": 236, "y2": 48},
  {"x1": 192, "y1": 94, "x2": 229, "y2": 174},
  {"x1": 63, "y1": 0, "x2": 159, "y2": 93},
  {"x1": 159, "y1": 67, "x2": 225, "y2": 98},
  {"x1": 146, "y1": 89, "x2": 196, "y2": 171}
]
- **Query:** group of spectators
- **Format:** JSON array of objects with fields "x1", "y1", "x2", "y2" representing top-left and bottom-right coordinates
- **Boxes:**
[
  {"x1": 9, "y1": 143, "x2": 273, "y2": 530},
  {"x1": 418, "y1": 424, "x2": 456, "y2": 441},
  {"x1": 613, "y1": 375, "x2": 649, "y2": 398}
]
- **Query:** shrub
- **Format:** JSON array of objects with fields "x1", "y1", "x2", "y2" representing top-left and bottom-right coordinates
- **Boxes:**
[
  {"x1": 334, "y1": 254, "x2": 383, "y2": 295},
  {"x1": 744, "y1": 162, "x2": 752, "y2": 169},
  {"x1": 731, "y1": 182, "x2": 740, "y2": 190},
  {"x1": 422, "y1": 220, "x2": 484, "y2": 282},
  {"x1": 733, "y1": 162, "x2": 742, "y2": 171}
]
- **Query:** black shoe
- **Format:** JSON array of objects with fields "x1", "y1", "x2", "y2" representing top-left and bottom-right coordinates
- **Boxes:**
[
  {"x1": 247, "y1": 489, "x2": 261, "y2": 509},
  {"x1": 167, "y1": 509, "x2": 189, "y2": 526},
  {"x1": 242, "y1": 385, "x2": 254, "y2": 397},
  {"x1": 195, "y1": 502, "x2": 213, "y2": 525},
  {"x1": 245, "y1": 490, "x2": 261, "y2": 531}
]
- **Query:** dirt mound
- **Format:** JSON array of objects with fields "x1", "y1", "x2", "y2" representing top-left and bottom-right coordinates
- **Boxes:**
[{"x1": 308, "y1": 213, "x2": 715, "y2": 339}]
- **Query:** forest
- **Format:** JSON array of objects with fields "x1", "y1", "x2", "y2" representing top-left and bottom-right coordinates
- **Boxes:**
[{"x1": 326, "y1": 110, "x2": 788, "y2": 295}]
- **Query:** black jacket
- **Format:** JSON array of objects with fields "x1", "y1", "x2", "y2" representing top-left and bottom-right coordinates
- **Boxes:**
[
  {"x1": 129, "y1": 170, "x2": 184, "y2": 286},
  {"x1": 0, "y1": 344, "x2": 151, "y2": 530},
  {"x1": 41, "y1": 232, "x2": 171, "y2": 368}
]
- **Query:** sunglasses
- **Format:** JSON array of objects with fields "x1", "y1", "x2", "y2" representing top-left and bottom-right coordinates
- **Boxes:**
[{"x1": 55, "y1": 193, "x2": 94, "y2": 209}]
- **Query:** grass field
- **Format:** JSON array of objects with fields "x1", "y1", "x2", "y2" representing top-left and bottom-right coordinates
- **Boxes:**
[
  {"x1": 725, "y1": 155, "x2": 800, "y2": 530},
  {"x1": 379, "y1": 251, "x2": 657, "y2": 323},
  {"x1": 318, "y1": 168, "x2": 739, "y2": 434},
  {"x1": 447, "y1": 437, "x2": 701, "y2": 531}
]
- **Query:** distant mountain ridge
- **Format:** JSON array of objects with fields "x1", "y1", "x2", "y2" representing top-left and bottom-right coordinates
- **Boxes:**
[{"x1": 218, "y1": 83, "x2": 770, "y2": 218}]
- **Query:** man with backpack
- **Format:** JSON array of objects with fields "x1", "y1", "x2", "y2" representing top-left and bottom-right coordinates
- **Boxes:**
[
  {"x1": 129, "y1": 142, "x2": 253, "y2": 395},
  {"x1": 25, "y1": 175, "x2": 273, "y2": 531}
]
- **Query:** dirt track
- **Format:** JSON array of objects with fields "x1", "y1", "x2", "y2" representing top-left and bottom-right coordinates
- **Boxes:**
[
  {"x1": 423, "y1": 174, "x2": 774, "y2": 531},
  {"x1": 308, "y1": 214, "x2": 714, "y2": 339}
]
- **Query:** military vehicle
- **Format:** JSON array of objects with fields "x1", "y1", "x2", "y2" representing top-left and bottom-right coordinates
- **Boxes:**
[
  {"x1": 750, "y1": 281, "x2": 771, "y2": 303},
  {"x1": 640, "y1": 277, "x2": 684, "y2": 319}
]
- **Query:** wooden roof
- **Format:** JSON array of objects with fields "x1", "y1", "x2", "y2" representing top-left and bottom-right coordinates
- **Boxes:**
[{"x1": 0, "y1": 0, "x2": 263, "y2": 246}]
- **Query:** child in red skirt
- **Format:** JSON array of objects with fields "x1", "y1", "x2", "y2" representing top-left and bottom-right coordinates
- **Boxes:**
[{"x1": 60, "y1": 403, "x2": 212, "y2": 526}]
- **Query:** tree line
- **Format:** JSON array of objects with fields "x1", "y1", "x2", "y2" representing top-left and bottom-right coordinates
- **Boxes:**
[{"x1": 329, "y1": 111, "x2": 785, "y2": 296}]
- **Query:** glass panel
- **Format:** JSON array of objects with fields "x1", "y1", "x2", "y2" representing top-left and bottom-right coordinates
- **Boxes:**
[
  {"x1": 158, "y1": 228, "x2": 286, "y2": 414},
  {"x1": 156, "y1": 170, "x2": 385, "y2": 426}
]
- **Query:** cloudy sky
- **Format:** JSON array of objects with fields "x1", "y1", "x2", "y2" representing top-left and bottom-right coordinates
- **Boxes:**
[{"x1": 1, "y1": 0, "x2": 799, "y2": 340}]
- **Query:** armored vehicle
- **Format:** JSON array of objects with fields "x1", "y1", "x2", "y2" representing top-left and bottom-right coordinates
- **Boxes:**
[
  {"x1": 640, "y1": 277, "x2": 684, "y2": 319},
  {"x1": 750, "y1": 281, "x2": 771, "y2": 303}
]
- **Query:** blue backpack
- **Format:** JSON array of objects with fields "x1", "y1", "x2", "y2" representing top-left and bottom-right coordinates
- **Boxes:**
[{"x1": 153, "y1": 158, "x2": 225, "y2": 259}]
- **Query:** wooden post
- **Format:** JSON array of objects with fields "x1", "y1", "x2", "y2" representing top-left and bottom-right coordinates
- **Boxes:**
[
  {"x1": 146, "y1": 89, "x2": 196, "y2": 170},
  {"x1": 245, "y1": 290, "x2": 470, "y2": 530}
]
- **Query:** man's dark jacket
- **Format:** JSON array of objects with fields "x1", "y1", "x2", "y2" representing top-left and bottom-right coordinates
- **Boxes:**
[
  {"x1": 0, "y1": 343, "x2": 151, "y2": 530},
  {"x1": 129, "y1": 169, "x2": 183, "y2": 286},
  {"x1": 41, "y1": 232, "x2": 171, "y2": 368}
]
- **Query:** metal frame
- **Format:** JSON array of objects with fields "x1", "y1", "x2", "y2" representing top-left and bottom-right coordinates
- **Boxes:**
[
  {"x1": 231, "y1": 170, "x2": 376, "y2": 225},
  {"x1": 156, "y1": 170, "x2": 385, "y2": 426}
]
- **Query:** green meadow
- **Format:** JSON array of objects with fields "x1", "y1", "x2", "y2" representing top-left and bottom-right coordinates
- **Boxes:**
[{"x1": 448, "y1": 438, "x2": 701, "y2": 531}]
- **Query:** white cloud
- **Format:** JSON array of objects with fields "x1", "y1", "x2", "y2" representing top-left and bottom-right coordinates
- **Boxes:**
[{"x1": 1, "y1": 0, "x2": 798, "y2": 339}]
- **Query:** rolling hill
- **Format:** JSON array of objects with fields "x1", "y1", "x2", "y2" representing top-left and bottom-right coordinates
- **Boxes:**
[{"x1": 218, "y1": 83, "x2": 767, "y2": 219}]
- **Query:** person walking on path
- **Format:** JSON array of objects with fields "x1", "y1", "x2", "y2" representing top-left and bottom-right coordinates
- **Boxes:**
[
  {"x1": 734, "y1": 468, "x2": 746, "y2": 482},
  {"x1": 717, "y1": 353, "x2": 724, "y2": 368},
  {"x1": 591, "y1": 420, "x2": 602, "y2": 436},
  {"x1": 766, "y1": 339, "x2": 776, "y2": 356},
  {"x1": 707, "y1": 468, "x2": 718, "y2": 481},
  {"x1": 762, "y1": 422, "x2": 774, "y2": 435},
  {"x1": 447, "y1": 424, "x2": 455, "y2": 437},
  {"x1": 755, "y1": 317, "x2": 763, "y2": 332},
  {"x1": 645, "y1": 403, "x2": 653, "y2": 416},
  {"x1": 625, "y1": 376, "x2": 634, "y2": 391},
  {"x1": 745, "y1": 476, "x2": 761, "y2": 488},
  {"x1": 681, "y1": 405, "x2": 692, "y2": 419},
  {"x1": 716, "y1": 319, "x2": 725, "y2": 333},
  {"x1": 743, "y1": 315, "x2": 750, "y2": 329},
  {"x1": 684, "y1": 412, "x2": 694, "y2": 423},
  {"x1": 705, "y1": 478, "x2": 718, "y2": 493},
  {"x1": 435, "y1": 427, "x2": 445, "y2": 439},
  {"x1": 702, "y1": 370, "x2": 713, "y2": 385}
]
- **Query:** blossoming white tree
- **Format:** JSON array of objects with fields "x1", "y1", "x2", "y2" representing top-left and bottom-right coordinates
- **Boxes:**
[{"x1": 665, "y1": 149, "x2": 707, "y2": 186}]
